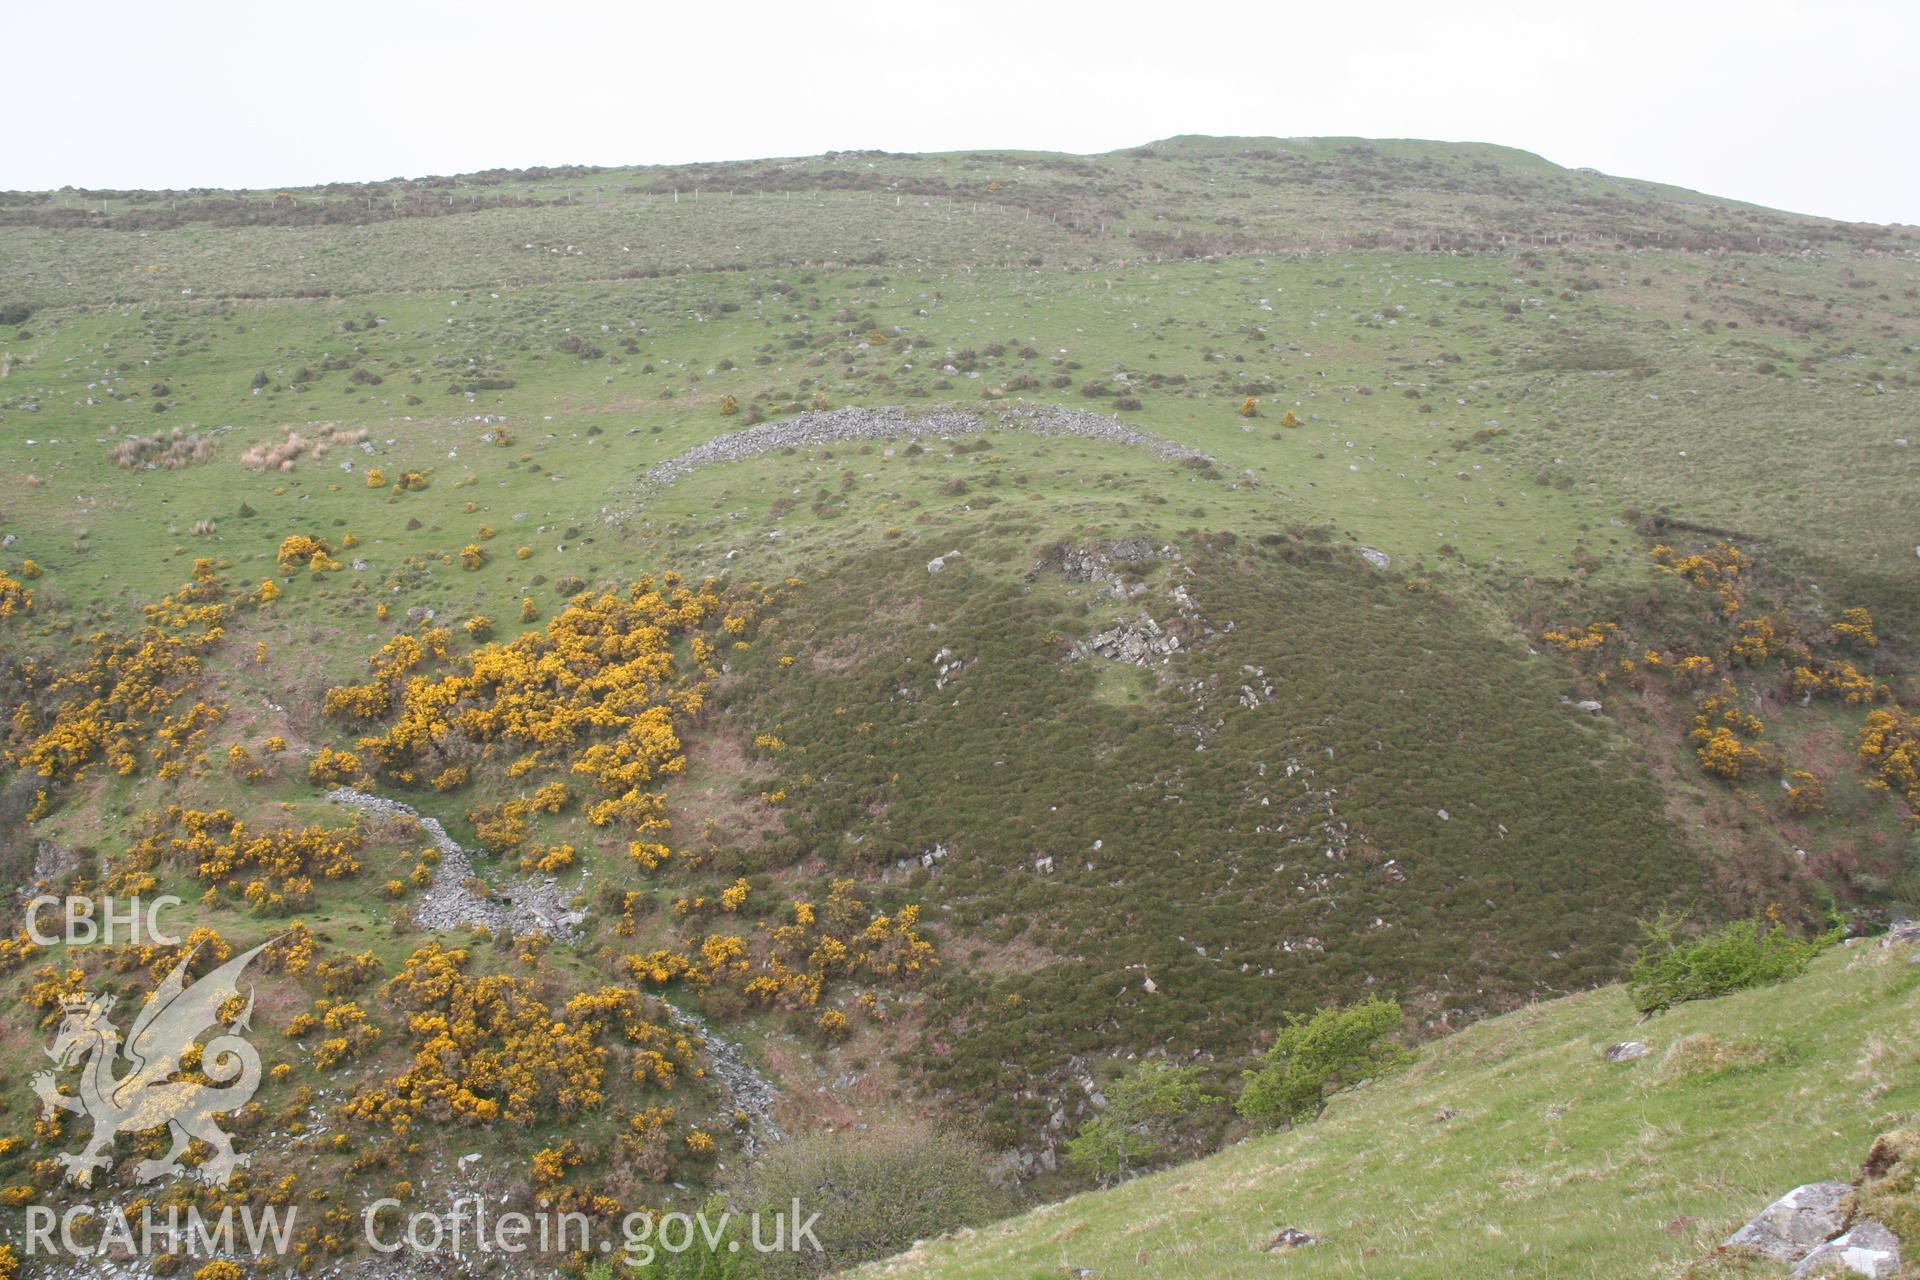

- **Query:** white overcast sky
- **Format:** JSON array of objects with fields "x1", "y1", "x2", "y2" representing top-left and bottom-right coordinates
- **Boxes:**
[{"x1": 10, "y1": 0, "x2": 1916, "y2": 224}]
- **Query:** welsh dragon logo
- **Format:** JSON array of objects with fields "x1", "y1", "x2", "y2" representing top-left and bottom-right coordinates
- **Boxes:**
[{"x1": 32, "y1": 941, "x2": 271, "y2": 1188}]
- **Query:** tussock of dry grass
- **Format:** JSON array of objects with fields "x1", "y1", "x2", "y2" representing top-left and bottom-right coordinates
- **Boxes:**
[
  {"x1": 1655, "y1": 1032, "x2": 1789, "y2": 1082},
  {"x1": 108, "y1": 425, "x2": 218, "y2": 469},
  {"x1": 239, "y1": 422, "x2": 367, "y2": 471},
  {"x1": 1856, "y1": 1129, "x2": 1920, "y2": 1245}
]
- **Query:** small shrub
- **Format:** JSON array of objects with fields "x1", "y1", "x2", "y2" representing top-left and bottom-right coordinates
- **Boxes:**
[
  {"x1": 1626, "y1": 913, "x2": 1840, "y2": 1016},
  {"x1": 1237, "y1": 997, "x2": 1409, "y2": 1129},
  {"x1": 747, "y1": 1127, "x2": 1011, "y2": 1277},
  {"x1": 108, "y1": 427, "x2": 218, "y2": 470},
  {"x1": 1065, "y1": 1060, "x2": 1221, "y2": 1185},
  {"x1": 581, "y1": 1201, "x2": 750, "y2": 1279}
]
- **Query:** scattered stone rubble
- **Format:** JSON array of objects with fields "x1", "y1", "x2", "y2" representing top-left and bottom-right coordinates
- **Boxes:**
[
  {"x1": 324, "y1": 788, "x2": 587, "y2": 939},
  {"x1": 1030, "y1": 535, "x2": 1170, "y2": 599},
  {"x1": 617, "y1": 403, "x2": 1215, "y2": 508},
  {"x1": 1076, "y1": 612, "x2": 1181, "y2": 665},
  {"x1": 894, "y1": 842, "x2": 950, "y2": 875},
  {"x1": 657, "y1": 1002, "x2": 785, "y2": 1157}
]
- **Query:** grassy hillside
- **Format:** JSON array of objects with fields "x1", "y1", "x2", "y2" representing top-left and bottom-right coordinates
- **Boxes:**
[
  {"x1": 0, "y1": 137, "x2": 1915, "y2": 1275},
  {"x1": 8, "y1": 136, "x2": 1910, "y2": 307},
  {"x1": 856, "y1": 938, "x2": 1920, "y2": 1279}
]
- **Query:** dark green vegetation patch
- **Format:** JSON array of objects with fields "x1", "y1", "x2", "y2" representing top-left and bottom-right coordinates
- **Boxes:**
[{"x1": 719, "y1": 536, "x2": 1692, "y2": 1140}]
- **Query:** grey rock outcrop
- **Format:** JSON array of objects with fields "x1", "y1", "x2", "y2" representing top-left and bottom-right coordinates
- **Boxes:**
[
  {"x1": 1881, "y1": 920, "x2": 1920, "y2": 948},
  {"x1": 1792, "y1": 1221, "x2": 1902, "y2": 1277},
  {"x1": 1725, "y1": 1181, "x2": 1853, "y2": 1263},
  {"x1": 1266, "y1": 1228, "x2": 1316, "y2": 1251}
]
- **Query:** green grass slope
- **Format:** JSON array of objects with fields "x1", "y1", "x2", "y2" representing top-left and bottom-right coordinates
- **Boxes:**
[
  {"x1": 6, "y1": 136, "x2": 1913, "y2": 306},
  {"x1": 0, "y1": 136, "x2": 1916, "y2": 1274},
  {"x1": 858, "y1": 939, "x2": 1920, "y2": 1279}
]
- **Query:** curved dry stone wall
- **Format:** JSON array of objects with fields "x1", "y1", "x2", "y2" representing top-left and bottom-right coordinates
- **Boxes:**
[{"x1": 617, "y1": 403, "x2": 1217, "y2": 511}]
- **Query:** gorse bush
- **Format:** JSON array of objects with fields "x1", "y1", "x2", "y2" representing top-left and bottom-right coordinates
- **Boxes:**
[
  {"x1": 1237, "y1": 997, "x2": 1410, "y2": 1129},
  {"x1": 1626, "y1": 912, "x2": 1841, "y2": 1016},
  {"x1": 6, "y1": 558, "x2": 233, "y2": 804}
]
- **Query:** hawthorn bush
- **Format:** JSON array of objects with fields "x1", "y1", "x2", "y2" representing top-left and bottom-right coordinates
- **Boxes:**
[
  {"x1": 1237, "y1": 998, "x2": 1409, "y2": 1129},
  {"x1": 1065, "y1": 1061, "x2": 1222, "y2": 1184},
  {"x1": 1626, "y1": 913, "x2": 1841, "y2": 1016}
]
